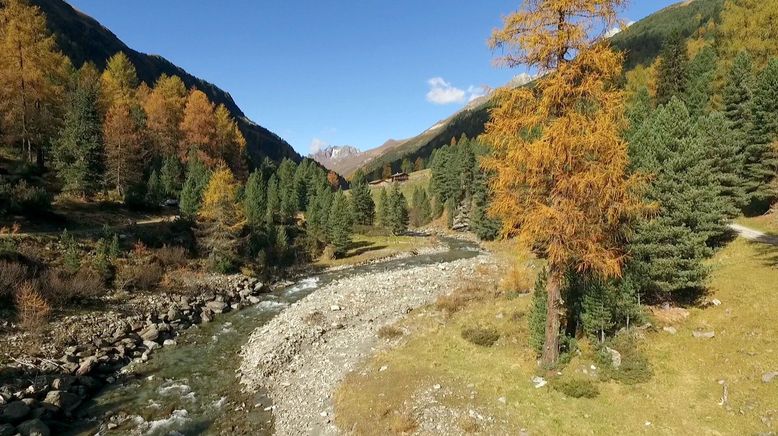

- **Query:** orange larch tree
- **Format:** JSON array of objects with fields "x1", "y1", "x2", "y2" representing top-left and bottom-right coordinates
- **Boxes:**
[
  {"x1": 214, "y1": 103, "x2": 247, "y2": 177},
  {"x1": 483, "y1": 0, "x2": 644, "y2": 365},
  {"x1": 144, "y1": 74, "x2": 186, "y2": 156},
  {"x1": 180, "y1": 89, "x2": 217, "y2": 164},
  {"x1": 104, "y1": 101, "x2": 145, "y2": 196}
]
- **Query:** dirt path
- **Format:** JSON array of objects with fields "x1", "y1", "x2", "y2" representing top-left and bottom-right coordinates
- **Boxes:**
[
  {"x1": 0, "y1": 215, "x2": 177, "y2": 238},
  {"x1": 239, "y1": 253, "x2": 495, "y2": 435},
  {"x1": 728, "y1": 223, "x2": 778, "y2": 246}
]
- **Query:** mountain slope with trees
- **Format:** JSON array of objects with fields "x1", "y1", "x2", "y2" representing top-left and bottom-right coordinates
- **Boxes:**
[
  {"x1": 28, "y1": 0, "x2": 301, "y2": 164},
  {"x1": 354, "y1": 0, "x2": 726, "y2": 181}
]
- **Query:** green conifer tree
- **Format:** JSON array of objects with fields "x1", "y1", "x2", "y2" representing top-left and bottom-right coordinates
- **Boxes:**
[
  {"x1": 244, "y1": 170, "x2": 267, "y2": 229},
  {"x1": 350, "y1": 170, "x2": 375, "y2": 226},
  {"x1": 265, "y1": 174, "x2": 280, "y2": 224},
  {"x1": 683, "y1": 45, "x2": 717, "y2": 117},
  {"x1": 53, "y1": 64, "x2": 104, "y2": 197},
  {"x1": 160, "y1": 155, "x2": 183, "y2": 198},
  {"x1": 179, "y1": 151, "x2": 210, "y2": 217},
  {"x1": 145, "y1": 169, "x2": 163, "y2": 207},
  {"x1": 747, "y1": 58, "x2": 778, "y2": 204},
  {"x1": 655, "y1": 31, "x2": 689, "y2": 105},
  {"x1": 327, "y1": 191, "x2": 353, "y2": 257}
]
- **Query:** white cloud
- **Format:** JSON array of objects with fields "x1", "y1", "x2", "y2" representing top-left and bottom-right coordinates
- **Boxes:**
[
  {"x1": 310, "y1": 137, "x2": 328, "y2": 154},
  {"x1": 605, "y1": 20, "x2": 635, "y2": 38},
  {"x1": 426, "y1": 77, "x2": 467, "y2": 105}
]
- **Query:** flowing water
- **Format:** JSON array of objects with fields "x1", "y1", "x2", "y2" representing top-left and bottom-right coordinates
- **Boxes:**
[{"x1": 69, "y1": 237, "x2": 480, "y2": 435}]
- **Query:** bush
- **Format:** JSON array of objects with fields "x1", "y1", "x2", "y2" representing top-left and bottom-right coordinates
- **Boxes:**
[
  {"x1": 154, "y1": 245, "x2": 189, "y2": 267},
  {"x1": 0, "y1": 260, "x2": 28, "y2": 299},
  {"x1": 117, "y1": 262, "x2": 164, "y2": 292},
  {"x1": 461, "y1": 327, "x2": 500, "y2": 347},
  {"x1": 0, "y1": 180, "x2": 51, "y2": 216},
  {"x1": 596, "y1": 333, "x2": 653, "y2": 384},
  {"x1": 40, "y1": 268, "x2": 105, "y2": 304},
  {"x1": 377, "y1": 325, "x2": 403, "y2": 339},
  {"x1": 15, "y1": 281, "x2": 51, "y2": 331},
  {"x1": 500, "y1": 264, "x2": 533, "y2": 294},
  {"x1": 551, "y1": 378, "x2": 599, "y2": 398}
]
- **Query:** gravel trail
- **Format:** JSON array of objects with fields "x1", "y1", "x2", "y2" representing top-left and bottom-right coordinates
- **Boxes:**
[{"x1": 239, "y1": 253, "x2": 493, "y2": 435}]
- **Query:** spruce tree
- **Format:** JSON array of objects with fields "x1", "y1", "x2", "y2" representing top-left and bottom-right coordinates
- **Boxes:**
[
  {"x1": 470, "y1": 168, "x2": 500, "y2": 240},
  {"x1": 747, "y1": 58, "x2": 778, "y2": 204},
  {"x1": 53, "y1": 64, "x2": 104, "y2": 197},
  {"x1": 179, "y1": 151, "x2": 210, "y2": 217},
  {"x1": 349, "y1": 170, "x2": 375, "y2": 226},
  {"x1": 410, "y1": 186, "x2": 431, "y2": 227},
  {"x1": 244, "y1": 170, "x2": 267, "y2": 229},
  {"x1": 327, "y1": 191, "x2": 353, "y2": 257},
  {"x1": 307, "y1": 184, "x2": 334, "y2": 243},
  {"x1": 629, "y1": 98, "x2": 731, "y2": 294},
  {"x1": 625, "y1": 86, "x2": 653, "y2": 141},
  {"x1": 145, "y1": 169, "x2": 163, "y2": 207},
  {"x1": 528, "y1": 269, "x2": 548, "y2": 355},
  {"x1": 160, "y1": 154, "x2": 183, "y2": 198},
  {"x1": 683, "y1": 45, "x2": 717, "y2": 117},
  {"x1": 385, "y1": 185, "x2": 409, "y2": 235},
  {"x1": 655, "y1": 31, "x2": 689, "y2": 105},
  {"x1": 265, "y1": 174, "x2": 280, "y2": 224},
  {"x1": 695, "y1": 112, "x2": 748, "y2": 212},
  {"x1": 277, "y1": 159, "x2": 298, "y2": 222},
  {"x1": 723, "y1": 51, "x2": 755, "y2": 132},
  {"x1": 401, "y1": 157, "x2": 412, "y2": 174},
  {"x1": 376, "y1": 188, "x2": 388, "y2": 226}
]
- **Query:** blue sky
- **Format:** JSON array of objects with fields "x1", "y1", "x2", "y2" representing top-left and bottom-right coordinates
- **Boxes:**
[{"x1": 67, "y1": 0, "x2": 678, "y2": 155}]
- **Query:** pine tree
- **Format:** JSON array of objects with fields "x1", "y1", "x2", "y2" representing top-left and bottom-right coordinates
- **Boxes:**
[
  {"x1": 179, "y1": 150, "x2": 210, "y2": 217},
  {"x1": 723, "y1": 51, "x2": 755, "y2": 132},
  {"x1": 528, "y1": 269, "x2": 548, "y2": 354},
  {"x1": 655, "y1": 31, "x2": 689, "y2": 105},
  {"x1": 53, "y1": 63, "x2": 104, "y2": 197},
  {"x1": 580, "y1": 280, "x2": 614, "y2": 343},
  {"x1": 629, "y1": 98, "x2": 732, "y2": 294},
  {"x1": 244, "y1": 170, "x2": 267, "y2": 229},
  {"x1": 0, "y1": 0, "x2": 69, "y2": 167},
  {"x1": 265, "y1": 173, "x2": 280, "y2": 223},
  {"x1": 747, "y1": 59, "x2": 778, "y2": 204},
  {"x1": 683, "y1": 45, "x2": 716, "y2": 117},
  {"x1": 385, "y1": 185, "x2": 409, "y2": 235},
  {"x1": 159, "y1": 154, "x2": 183, "y2": 198},
  {"x1": 625, "y1": 85, "x2": 653, "y2": 141},
  {"x1": 484, "y1": 0, "x2": 644, "y2": 365},
  {"x1": 306, "y1": 184, "x2": 333, "y2": 243},
  {"x1": 145, "y1": 169, "x2": 163, "y2": 207},
  {"x1": 376, "y1": 187, "x2": 388, "y2": 226},
  {"x1": 197, "y1": 166, "x2": 244, "y2": 271},
  {"x1": 695, "y1": 112, "x2": 748, "y2": 212},
  {"x1": 401, "y1": 157, "x2": 412, "y2": 174},
  {"x1": 470, "y1": 168, "x2": 500, "y2": 241},
  {"x1": 327, "y1": 190, "x2": 353, "y2": 257},
  {"x1": 409, "y1": 186, "x2": 431, "y2": 227},
  {"x1": 277, "y1": 159, "x2": 299, "y2": 222},
  {"x1": 349, "y1": 170, "x2": 375, "y2": 226}
]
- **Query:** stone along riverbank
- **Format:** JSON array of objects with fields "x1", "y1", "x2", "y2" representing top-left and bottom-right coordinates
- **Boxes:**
[{"x1": 239, "y1": 245, "x2": 494, "y2": 435}]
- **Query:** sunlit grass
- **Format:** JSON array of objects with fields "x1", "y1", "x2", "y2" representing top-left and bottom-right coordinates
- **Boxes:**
[{"x1": 334, "y1": 238, "x2": 778, "y2": 434}]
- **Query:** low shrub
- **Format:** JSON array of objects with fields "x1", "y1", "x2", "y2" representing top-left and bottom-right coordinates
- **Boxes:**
[
  {"x1": 551, "y1": 378, "x2": 599, "y2": 398},
  {"x1": 0, "y1": 179, "x2": 51, "y2": 216},
  {"x1": 461, "y1": 327, "x2": 500, "y2": 347},
  {"x1": 435, "y1": 281, "x2": 492, "y2": 315},
  {"x1": 117, "y1": 262, "x2": 164, "y2": 292},
  {"x1": 458, "y1": 416, "x2": 480, "y2": 433},
  {"x1": 40, "y1": 268, "x2": 105, "y2": 304},
  {"x1": 377, "y1": 325, "x2": 403, "y2": 339},
  {"x1": 15, "y1": 281, "x2": 50, "y2": 331},
  {"x1": 387, "y1": 412, "x2": 418, "y2": 434},
  {"x1": 596, "y1": 333, "x2": 653, "y2": 385},
  {"x1": 500, "y1": 264, "x2": 533, "y2": 294},
  {"x1": 154, "y1": 245, "x2": 189, "y2": 267},
  {"x1": 0, "y1": 260, "x2": 28, "y2": 298}
]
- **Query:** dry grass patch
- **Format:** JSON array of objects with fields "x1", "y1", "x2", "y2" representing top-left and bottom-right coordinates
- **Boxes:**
[{"x1": 378, "y1": 325, "x2": 404, "y2": 339}]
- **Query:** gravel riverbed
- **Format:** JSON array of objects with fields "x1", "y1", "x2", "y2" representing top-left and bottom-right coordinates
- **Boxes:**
[{"x1": 239, "y1": 252, "x2": 494, "y2": 435}]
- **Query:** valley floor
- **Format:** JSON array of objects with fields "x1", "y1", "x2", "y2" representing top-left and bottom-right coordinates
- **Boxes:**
[
  {"x1": 239, "y1": 248, "x2": 493, "y2": 434},
  {"x1": 327, "y1": 237, "x2": 778, "y2": 435}
]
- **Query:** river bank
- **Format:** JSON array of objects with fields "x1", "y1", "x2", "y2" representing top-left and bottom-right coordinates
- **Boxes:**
[{"x1": 239, "y1": 247, "x2": 494, "y2": 434}]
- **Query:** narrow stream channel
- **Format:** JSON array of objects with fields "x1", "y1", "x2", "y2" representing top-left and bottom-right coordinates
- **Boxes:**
[{"x1": 69, "y1": 237, "x2": 480, "y2": 435}]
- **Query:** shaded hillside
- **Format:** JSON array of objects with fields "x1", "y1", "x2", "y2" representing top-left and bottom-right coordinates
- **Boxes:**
[
  {"x1": 356, "y1": 0, "x2": 724, "y2": 181},
  {"x1": 31, "y1": 0, "x2": 301, "y2": 164}
]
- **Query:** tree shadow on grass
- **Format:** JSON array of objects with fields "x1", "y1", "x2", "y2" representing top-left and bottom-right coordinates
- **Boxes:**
[
  {"x1": 748, "y1": 239, "x2": 778, "y2": 269},
  {"x1": 344, "y1": 240, "x2": 388, "y2": 258}
]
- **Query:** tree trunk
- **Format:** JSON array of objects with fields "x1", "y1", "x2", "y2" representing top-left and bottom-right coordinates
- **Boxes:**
[{"x1": 541, "y1": 266, "x2": 564, "y2": 365}]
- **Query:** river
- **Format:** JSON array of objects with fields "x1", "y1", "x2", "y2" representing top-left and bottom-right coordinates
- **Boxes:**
[{"x1": 69, "y1": 237, "x2": 480, "y2": 435}]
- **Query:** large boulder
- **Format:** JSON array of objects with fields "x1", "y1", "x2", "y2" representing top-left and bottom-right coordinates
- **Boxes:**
[
  {"x1": 0, "y1": 423, "x2": 15, "y2": 436},
  {"x1": 16, "y1": 418, "x2": 50, "y2": 436},
  {"x1": 1, "y1": 400, "x2": 30, "y2": 423},
  {"x1": 42, "y1": 390, "x2": 81, "y2": 415},
  {"x1": 76, "y1": 356, "x2": 98, "y2": 376},
  {"x1": 139, "y1": 324, "x2": 160, "y2": 342},
  {"x1": 205, "y1": 301, "x2": 228, "y2": 314}
]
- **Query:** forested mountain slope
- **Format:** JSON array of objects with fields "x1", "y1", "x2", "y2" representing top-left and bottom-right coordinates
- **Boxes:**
[
  {"x1": 356, "y1": 0, "x2": 725, "y2": 181},
  {"x1": 30, "y1": 0, "x2": 301, "y2": 164}
]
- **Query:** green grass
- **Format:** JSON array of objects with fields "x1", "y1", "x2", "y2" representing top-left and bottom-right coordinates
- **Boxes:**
[
  {"x1": 334, "y1": 238, "x2": 778, "y2": 435},
  {"x1": 367, "y1": 169, "x2": 432, "y2": 202},
  {"x1": 315, "y1": 233, "x2": 435, "y2": 268}
]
